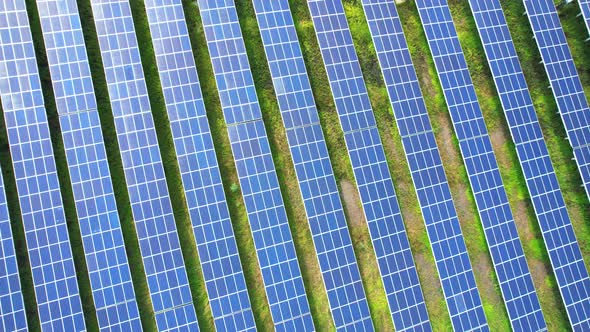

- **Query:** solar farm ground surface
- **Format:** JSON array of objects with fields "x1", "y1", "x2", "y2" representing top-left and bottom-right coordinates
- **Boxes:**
[{"x1": 0, "y1": 0, "x2": 589, "y2": 331}]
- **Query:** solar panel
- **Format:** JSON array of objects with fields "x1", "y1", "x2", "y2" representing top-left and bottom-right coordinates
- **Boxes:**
[
  {"x1": 253, "y1": 0, "x2": 399, "y2": 330},
  {"x1": 579, "y1": 0, "x2": 590, "y2": 38},
  {"x1": 309, "y1": 0, "x2": 486, "y2": 330},
  {"x1": 196, "y1": 0, "x2": 313, "y2": 330},
  {"x1": 142, "y1": 0, "x2": 255, "y2": 330},
  {"x1": 35, "y1": 0, "x2": 142, "y2": 329},
  {"x1": 277, "y1": 0, "x2": 435, "y2": 329},
  {"x1": 519, "y1": 1, "x2": 590, "y2": 329},
  {"x1": 473, "y1": 1, "x2": 582, "y2": 330},
  {"x1": 523, "y1": 0, "x2": 590, "y2": 203},
  {"x1": 472, "y1": 0, "x2": 590, "y2": 328},
  {"x1": 0, "y1": 167, "x2": 27, "y2": 332},
  {"x1": 0, "y1": 1, "x2": 86, "y2": 331},
  {"x1": 365, "y1": 0, "x2": 546, "y2": 330},
  {"x1": 415, "y1": 0, "x2": 547, "y2": 329},
  {"x1": 89, "y1": 1, "x2": 199, "y2": 330}
]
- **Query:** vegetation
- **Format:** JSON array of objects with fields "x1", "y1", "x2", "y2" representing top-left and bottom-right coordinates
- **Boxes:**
[{"x1": 2, "y1": 0, "x2": 588, "y2": 331}]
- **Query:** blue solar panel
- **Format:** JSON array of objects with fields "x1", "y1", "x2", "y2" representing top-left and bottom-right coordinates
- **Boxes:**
[
  {"x1": 0, "y1": 167, "x2": 27, "y2": 332},
  {"x1": 143, "y1": 0, "x2": 255, "y2": 330},
  {"x1": 305, "y1": 0, "x2": 437, "y2": 329},
  {"x1": 197, "y1": 1, "x2": 313, "y2": 330},
  {"x1": 472, "y1": 1, "x2": 588, "y2": 330},
  {"x1": 521, "y1": 1, "x2": 590, "y2": 329},
  {"x1": 367, "y1": 0, "x2": 543, "y2": 330},
  {"x1": 253, "y1": 1, "x2": 394, "y2": 330},
  {"x1": 416, "y1": 0, "x2": 545, "y2": 329},
  {"x1": 523, "y1": 0, "x2": 590, "y2": 203},
  {"x1": 35, "y1": 0, "x2": 142, "y2": 329},
  {"x1": 579, "y1": 0, "x2": 590, "y2": 38},
  {"x1": 0, "y1": 1, "x2": 86, "y2": 331},
  {"x1": 89, "y1": 1, "x2": 199, "y2": 330}
]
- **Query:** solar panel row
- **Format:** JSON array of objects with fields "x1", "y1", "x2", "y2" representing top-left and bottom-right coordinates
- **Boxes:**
[
  {"x1": 523, "y1": 0, "x2": 590, "y2": 203},
  {"x1": 0, "y1": 1, "x2": 86, "y2": 331},
  {"x1": 35, "y1": 0, "x2": 142, "y2": 329},
  {"x1": 578, "y1": 0, "x2": 590, "y2": 39},
  {"x1": 89, "y1": 0, "x2": 199, "y2": 330},
  {"x1": 252, "y1": 0, "x2": 384, "y2": 330},
  {"x1": 197, "y1": 1, "x2": 313, "y2": 330},
  {"x1": 307, "y1": 0, "x2": 435, "y2": 330},
  {"x1": 0, "y1": 167, "x2": 27, "y2": 332},
  {"x1": 3, "y1": 0, "x2": 590, "y2": 331},
  {"x1": 522, "y1": 0, "x2": 590, "y2": 329},
  {"x1": 142, "y1": 0, "x2": 256, "y2": 330},
  {"x1": 364, "y1": 0, "x2": 513, "y2": 330},
  {"x1": 415, "y1": 0, "x2": 544, "y2": 329},
  {"x1": 470, "y1": 1, "x2": 590, "y2": 330}
]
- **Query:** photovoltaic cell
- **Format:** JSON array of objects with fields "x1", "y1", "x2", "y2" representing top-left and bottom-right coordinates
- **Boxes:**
[
  {"x1": 0, "y1": 1, "x2": 86, "y2": 331},
  {"x1": 89, "y1": 0, "x2": 199, "y2": 330},
  {"x1": 520, "y1": 1, "x2": 590, "y2": 329},
  {"x1": 523, "y1": 0, "x2": 590, "y2": 203},
  {"x1": 0, "y1": 167, "x2": 27, "y2": 332},
  {"x1": 253, "y1": 0, "x2": 394, "y2": 330},
  {"x1": 579, "y1": 0, "x2": 590, "y2": 38},
  {"x1": 142, "y1": 0, "x2": 255, "y2": 330},
  {"x1": 35, "y1": 0, "x2": 142, "y2": 329},
  {"x1": 196, "y1": 0, "x2": 313, "y2": 330}
]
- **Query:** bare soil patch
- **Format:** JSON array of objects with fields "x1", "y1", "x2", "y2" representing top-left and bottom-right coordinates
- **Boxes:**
[
  {"x1": 414, "y1": 56, "x2": 437, "y2": 99},
  {"x1": 413, "y1": 253, "x2": 450, "y2": 328},
  {"x1": 513, "y1": 200, "x2": 534, "y2": 241},
  {"x1": 435, "y1": 114, "x2": 472, "y2": 220},
  {"x1": 489, "y1": 129, "x2": 510, "y2": 167},
  {"x1": 340, "y1": 180, "x2": 365, "y2": 227},
  {"x1": 473, "y1": 253, "x2": 502, "y2": 304}
]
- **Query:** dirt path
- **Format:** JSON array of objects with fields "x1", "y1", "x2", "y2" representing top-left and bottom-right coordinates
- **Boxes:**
[{"x1": 340, "y1": 179, "x2": 365, "y2": 227}]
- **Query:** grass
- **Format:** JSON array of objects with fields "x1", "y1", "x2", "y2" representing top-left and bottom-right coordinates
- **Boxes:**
[{"x1": 1, "y1": 0, "x2": 589, "y2": 331}]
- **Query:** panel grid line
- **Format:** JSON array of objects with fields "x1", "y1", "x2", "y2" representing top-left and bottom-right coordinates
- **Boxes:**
[{"x1": 577, "y1": 0, "x2": 590, "y2": 39}]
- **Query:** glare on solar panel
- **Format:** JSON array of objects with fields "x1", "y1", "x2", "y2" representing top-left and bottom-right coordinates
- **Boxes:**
[
  {"x1": 35, "y1": 0, "x2": 142, "y2": 329},
  {"x1": 142, "y1": 0, "x2": 256, "y2": 330},
  {"x1": 0, "y1": 1, "x2": 86, "y2": 330},
  {"x1": 196, "y1": 0, "x2": 314, "y2": 330},
  {"x1": 0, "y1": 167, "x2": 27, "y2": 332},
  {"x1": 89, "y1": 0, "x2": 199, "y2": 330}
]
